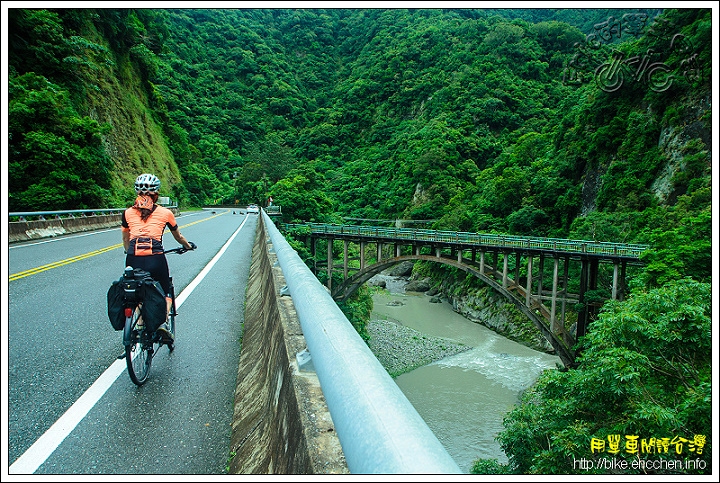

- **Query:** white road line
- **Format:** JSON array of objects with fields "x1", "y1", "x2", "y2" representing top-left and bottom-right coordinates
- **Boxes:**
[
  {"x1": 8, "y1": 216, "x2": 248, "y2": 475},
  {"x1": 176, "y1": 215, "x2": 247, "y2": 307}
]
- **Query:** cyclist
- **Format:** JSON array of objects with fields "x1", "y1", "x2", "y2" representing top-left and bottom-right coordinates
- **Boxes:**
[{"x1": 121, "y1": 173, "x2": 196, "y2": 343}]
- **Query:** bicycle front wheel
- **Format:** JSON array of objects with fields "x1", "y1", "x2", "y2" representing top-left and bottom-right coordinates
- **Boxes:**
[{"x1": 124, "y1": 308, "x2": 156, "y2": 386}]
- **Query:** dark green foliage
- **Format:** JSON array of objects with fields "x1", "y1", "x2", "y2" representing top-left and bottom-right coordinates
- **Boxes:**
[
  {"x1": 492, "y1": 278, "x2": 711, "y2": 474},
  {"x1": 8, "y1": 9, "x2": 73, "y2": 82},
  {"x1": 637, "y1": 189, "x2": 712, "y2": 287},
  {"x1": 268, "y1": 166, "x2": 334, "y2": 223},
  {"x1": 470, "y1": 458, "x2": 513, "y2": 475},
  {"x1": 336, "y1": 285, "x2": 373, "y2": 342},
  {"x1": 8, "y1": 72, "x2": 113, "y2": 210}
]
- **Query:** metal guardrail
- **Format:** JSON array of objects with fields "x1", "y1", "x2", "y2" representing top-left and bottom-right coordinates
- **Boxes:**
[
  {"x1": 265, "y1": 206, "x2": 282, "y2": 215},
  {"x1": 10, "y1": 206, "x2": 178, "y2": 221},
  {"x1": 283, "y1": 223, "x2": 649, "y2": 259},
  {"x1": 262, "y1": 211, "x2": 462, "y2": 474},
  {"x1": 9, "y1": 208, "x2": 125, "y2": 221}
]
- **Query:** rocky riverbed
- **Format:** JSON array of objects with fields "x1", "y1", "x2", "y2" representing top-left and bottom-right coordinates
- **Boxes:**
[
  {"x1": 366, "y1": 315, "x2": 471, "y2": 377},
  {"x1": 364, "y1": 269, "x2": 472, "y2": 377}
]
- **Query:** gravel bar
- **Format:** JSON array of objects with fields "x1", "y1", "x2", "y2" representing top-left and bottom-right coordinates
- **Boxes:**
[{"x1": 366, "y1": 317, "x2": 472, "y2": 377}]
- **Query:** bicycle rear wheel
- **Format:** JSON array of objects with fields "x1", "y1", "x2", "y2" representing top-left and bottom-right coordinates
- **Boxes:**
[
  {"x1": 167, "y1": 280, "x2": 176, "y2": 352},
  {"x1": 124, "y1": 308, "x2": 157, "y2": 386}
]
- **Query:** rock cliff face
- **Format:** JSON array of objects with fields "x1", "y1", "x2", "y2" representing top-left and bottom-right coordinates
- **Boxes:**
[
  {"x1": 652, "y1": 94, "x2": 712, "y2": 204},
  {"x1": 442, "y1": 284, "x2": 555, "y2": 354}
]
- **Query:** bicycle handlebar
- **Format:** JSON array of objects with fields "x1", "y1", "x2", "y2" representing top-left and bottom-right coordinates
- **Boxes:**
[{"x1": 164, "y1": 242, "x2": 197, "y2": 255}]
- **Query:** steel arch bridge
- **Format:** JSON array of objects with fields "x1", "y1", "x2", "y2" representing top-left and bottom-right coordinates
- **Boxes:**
[
  {"x1": 331, "y1": 253, "x2": 578, "y2": 367},
  {"x1": 284, "y1": 223, "x2": 648, "y2": 368}
]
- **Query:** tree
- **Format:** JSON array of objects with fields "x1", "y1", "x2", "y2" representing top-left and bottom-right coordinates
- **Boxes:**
[{"x1": 269, "y1": 167, "x2": 334, "y2": 223}]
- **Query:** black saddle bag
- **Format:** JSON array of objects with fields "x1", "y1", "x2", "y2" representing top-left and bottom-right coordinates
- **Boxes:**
[{"x1": 107, "y1": 278, "x2": 127, "y2": 331}]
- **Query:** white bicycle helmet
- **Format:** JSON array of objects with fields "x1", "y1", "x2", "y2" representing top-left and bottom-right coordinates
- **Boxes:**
[{"x1": 134, "y1": 173, "x2": 161, "y2": 194}]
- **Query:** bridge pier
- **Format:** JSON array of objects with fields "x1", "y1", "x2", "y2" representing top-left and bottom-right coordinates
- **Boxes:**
[
  {"x1": 550, "y1": 257, "x2": 558, "y2": 333},
  {"x1": 561, "y1": 257, "x2": 569, "y2": 333},
  {"x1": 611, "y1": 260, "x2": 627, "y2": 301},
  {"x1": 612, "y1": 260, "x2": 619, "y2": 300},
  {"x1": 502, "y1": 252, "x2": 509, "y2": 288},
  {"x1": 344, "y1": 240, "x2": 349, "y2": 279},
  {"x1": 577, "y1": 258, "x2": 600, "y2": 340},
  {"x1": 310, "y1": 236, "x2": 317, "y2": 273},
  {"x1": 537, "y1": 255, "x2": 545, "y2": 301},
  {"x1": 525, "y1": 256, "x2": 533, "y2": 307},
  {"x1": 360, "y1": 241, "x2": 366, "y2": 269},
  {"x1": 327, "y1": 239, "x2": 333, "y2": 290}
]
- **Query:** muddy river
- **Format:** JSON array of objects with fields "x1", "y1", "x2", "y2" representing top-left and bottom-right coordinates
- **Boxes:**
[{"x1": 370, "y1": 275, "x2": 560, "y2": 473}]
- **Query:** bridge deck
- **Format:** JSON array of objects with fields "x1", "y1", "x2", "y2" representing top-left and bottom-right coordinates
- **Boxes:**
[{"x1": 283, "y1": 223, "x2": 648, "y2": 261}]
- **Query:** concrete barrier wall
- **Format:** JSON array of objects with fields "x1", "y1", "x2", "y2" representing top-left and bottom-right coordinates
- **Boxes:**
[
  {"x1": 228, "y1": 216, "x2": 348, "y2": 474},
  {"x1": 8, "y1": 214, "x2": 123, "y2": 243},
  {"x1": 8, "y1": 209, "x2": 181, "y2": 243}
]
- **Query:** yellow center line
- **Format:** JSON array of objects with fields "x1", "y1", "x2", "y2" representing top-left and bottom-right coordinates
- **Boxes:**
[{"x1": 9, "y1": 210, "x2": 228, "y2": 282}]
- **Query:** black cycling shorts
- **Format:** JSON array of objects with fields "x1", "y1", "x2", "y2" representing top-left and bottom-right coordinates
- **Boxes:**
[{"x1": 125, "y1": 253, "x2": 171, "y2": 297}]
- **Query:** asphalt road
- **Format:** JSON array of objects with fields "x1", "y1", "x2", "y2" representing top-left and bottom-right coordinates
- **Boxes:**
[{"x1": 7, "y1": 208, "x2": 258, "y2": 475}]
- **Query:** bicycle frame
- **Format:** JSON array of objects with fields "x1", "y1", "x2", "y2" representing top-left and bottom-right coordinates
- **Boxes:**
[{"x1": 121, "y1": 247, "x2": 185, "y2": 385}]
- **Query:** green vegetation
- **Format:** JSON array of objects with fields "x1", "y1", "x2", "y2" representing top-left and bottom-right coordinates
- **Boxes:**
[
  {"x1": 7, "y1": 6, "x2": 711, "y2": 474},
  {"x1": 495, "y1": 278, "x2": 711, "y2": 474},
  {"x1": 335, "y1": 284, "x2": 373, "y2": 342}
]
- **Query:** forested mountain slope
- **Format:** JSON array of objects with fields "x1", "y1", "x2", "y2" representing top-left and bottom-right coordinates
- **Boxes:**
[{"x1": 8, "y1": 9, "x2": 710, "y2": 279}]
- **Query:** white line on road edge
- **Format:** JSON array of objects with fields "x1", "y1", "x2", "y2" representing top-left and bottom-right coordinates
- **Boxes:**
[
  {"x1": 9, "y1": 216, "x2": 249, "y2": 474},
  {"x1": 175, "y1": 215, "x2": 247, "y2": 307}
]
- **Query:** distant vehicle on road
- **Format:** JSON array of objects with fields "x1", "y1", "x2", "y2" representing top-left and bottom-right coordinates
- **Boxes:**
[{"x1": 246, "y1": 204, "x2": 259, "y2": 214}]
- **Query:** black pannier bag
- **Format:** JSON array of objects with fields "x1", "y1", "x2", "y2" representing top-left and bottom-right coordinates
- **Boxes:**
[
  {"x1": 107, "y1": 267, "x2": 163, "y2": 331},
  {"x1": 141, "y1": 278, "x2": 167, "y2": 333},
  {"x1": 107, "y1": 278, "x2": 127, "y2": 331}
]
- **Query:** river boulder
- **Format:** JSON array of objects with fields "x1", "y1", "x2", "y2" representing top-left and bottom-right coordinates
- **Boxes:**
[
  {"x1": 385, "y1": 261, "x2": 414, "y2": 277},
  {"x1": 405, "y1": 279, "x2": 431, "y2": 293}
]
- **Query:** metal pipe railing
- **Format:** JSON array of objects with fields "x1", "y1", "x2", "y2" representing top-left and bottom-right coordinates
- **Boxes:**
[{"x1": 262, "y1": 211, "x2": 462, "y2": 474}]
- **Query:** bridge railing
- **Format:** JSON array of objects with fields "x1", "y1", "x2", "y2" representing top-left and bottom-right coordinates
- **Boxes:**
[
  {"x1": 9, "y1": 206, "x2": 178, "y2": 221},
  {"x1": 282, "y1": 223, "x2": 649, "y2": 259},
  {"x1": 263, "y1": 212, "x2": 461, "y2": 474}
]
